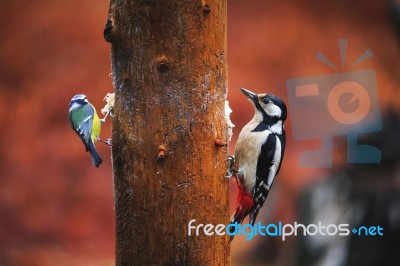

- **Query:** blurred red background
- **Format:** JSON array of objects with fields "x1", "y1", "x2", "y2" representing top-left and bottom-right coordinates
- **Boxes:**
[
  {"x1": 1, "y1": 0, "x2": 400, "y2": 265},
  {"x1": 0, "y1": 1, "x2": 113, "y2": 265}
]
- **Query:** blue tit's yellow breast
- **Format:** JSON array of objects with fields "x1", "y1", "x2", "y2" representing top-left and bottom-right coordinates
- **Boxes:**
[{"x1": 91, "y1": 105, "x2": 101, "y2": 142}]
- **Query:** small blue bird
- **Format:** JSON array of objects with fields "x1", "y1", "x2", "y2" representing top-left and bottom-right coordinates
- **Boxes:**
[{"x1": 68, "y1": 94, "x2": 102, "y2": 167}]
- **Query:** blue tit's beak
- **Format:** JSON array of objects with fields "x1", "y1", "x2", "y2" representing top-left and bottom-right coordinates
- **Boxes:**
[{"x1": 240, "y1": 88, "x2": 258, "y2": 104}]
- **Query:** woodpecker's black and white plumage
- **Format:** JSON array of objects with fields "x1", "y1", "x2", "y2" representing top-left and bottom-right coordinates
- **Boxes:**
[{"x1": 229, "y1": 88, "x2": 287, "y2": 235}]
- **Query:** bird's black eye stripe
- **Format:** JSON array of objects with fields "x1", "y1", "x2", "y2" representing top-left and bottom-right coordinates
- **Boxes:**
[{"x1": 262, "y1": 98, "x2": 270, "y2": 104}]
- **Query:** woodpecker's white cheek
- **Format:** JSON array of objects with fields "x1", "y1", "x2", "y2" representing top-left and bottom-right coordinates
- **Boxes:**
[{"x1": 264, "y1": 104, "x2": 282, "y2": 117}]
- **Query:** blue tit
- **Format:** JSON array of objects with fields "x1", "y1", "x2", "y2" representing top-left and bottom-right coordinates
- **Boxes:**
[{"x1": 68, "y1": 94, "x2": 103, "y2": 167}]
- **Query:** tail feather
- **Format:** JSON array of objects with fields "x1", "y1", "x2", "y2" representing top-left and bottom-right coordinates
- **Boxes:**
[
  {"x1": 88, "y1": 140, "x2": 103, "y2": 167},
  {"x1": 228, "y1": 208, "x2": 251, "y2": 240},
  {"x1": 249, "y1": 209, "x2": 259, "y2": 226},
  {"x1": 249, "y1": 189, "x2": 270, "y2": 225}
]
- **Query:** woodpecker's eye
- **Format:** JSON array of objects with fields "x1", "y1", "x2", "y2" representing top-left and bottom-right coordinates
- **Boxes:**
[{"x1": 262, "y1": 98, "x2": 270, "y2": 104}]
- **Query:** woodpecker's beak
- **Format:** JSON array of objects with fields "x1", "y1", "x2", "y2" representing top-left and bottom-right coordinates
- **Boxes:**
[{"x1": 240, "y1": 88, "x2": 258, "y2": 104}]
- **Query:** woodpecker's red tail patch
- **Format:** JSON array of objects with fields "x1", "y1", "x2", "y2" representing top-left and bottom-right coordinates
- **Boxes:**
[{"x1": 228, "y1": 188, "x2": 254, "y2": 239}]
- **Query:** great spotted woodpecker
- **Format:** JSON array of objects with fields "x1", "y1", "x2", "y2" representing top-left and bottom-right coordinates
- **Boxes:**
[{"x1": 228, "y1": 88, "x2": 287, "y2": 238}]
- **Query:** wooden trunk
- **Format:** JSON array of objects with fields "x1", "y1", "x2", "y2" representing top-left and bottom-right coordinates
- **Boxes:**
[{"x1": 106, "y1": 0, "x2": 229, "y2": 265}]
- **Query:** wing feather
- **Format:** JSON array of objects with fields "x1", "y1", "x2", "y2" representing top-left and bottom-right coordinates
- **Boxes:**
[
  {"x1": 250, "y1": 134, "x2": 276, "y2": 224},
  {"x1": 69, "y1": 104, "x2": 94, "y2": 151}
]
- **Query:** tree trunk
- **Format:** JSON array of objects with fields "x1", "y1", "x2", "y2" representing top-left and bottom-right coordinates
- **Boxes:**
[{"x1": 105, "y1": 0, "x2": 229, "y2": 265}]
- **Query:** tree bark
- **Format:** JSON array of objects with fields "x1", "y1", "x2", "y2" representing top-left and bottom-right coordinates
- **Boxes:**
[{"x1": 105, "y1": 0, "x2": 229, "y2": 265}]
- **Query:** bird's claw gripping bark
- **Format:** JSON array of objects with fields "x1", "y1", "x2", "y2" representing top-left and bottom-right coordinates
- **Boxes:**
[
  {"x1": 98, "y1": 138, "x2": 112, "y2": 147},
  {"x1": 225, "y1": 155, "x2": 237, "y2": 179}
]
